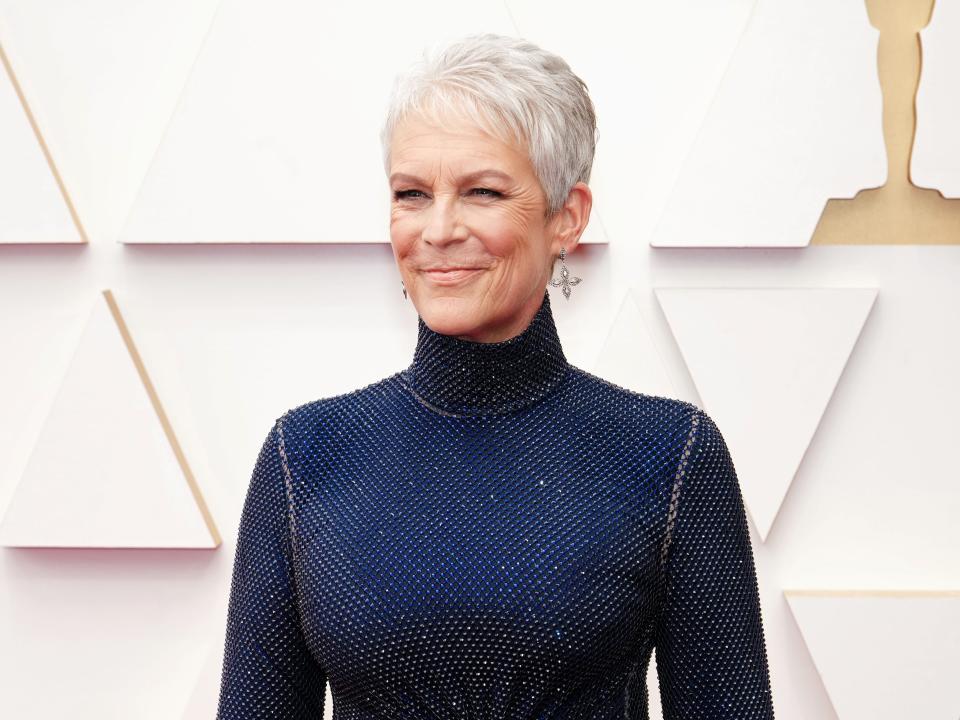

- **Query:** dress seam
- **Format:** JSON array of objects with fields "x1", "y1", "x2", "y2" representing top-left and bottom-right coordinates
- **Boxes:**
[
  {"x1": 275, "y1": 413, "x2": 310, "y2": 633},
  {"x1": 659, "y1": 408, "x2": 701, "y2": 581}
]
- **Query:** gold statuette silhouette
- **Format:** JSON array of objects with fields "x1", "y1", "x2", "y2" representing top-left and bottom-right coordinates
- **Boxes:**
[{"x1": 812, "y1": 0, "x2": 960, "y2": 244}]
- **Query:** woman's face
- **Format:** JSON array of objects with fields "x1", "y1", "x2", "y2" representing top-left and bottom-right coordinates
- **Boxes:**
[{"x1": 388, "y1": 112, "x2": 590, "y2": 343}]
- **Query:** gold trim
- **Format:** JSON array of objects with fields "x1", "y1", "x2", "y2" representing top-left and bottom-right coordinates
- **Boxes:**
[
  {"x1": 813, "y1": 0, "x2": 960, "y2": 244},
  {"x1": 102, "y1": 289, "x2": 221, "y2": 546},
  {"x1": 0, "y1": 37, "x2": 88, "y2": 244}
]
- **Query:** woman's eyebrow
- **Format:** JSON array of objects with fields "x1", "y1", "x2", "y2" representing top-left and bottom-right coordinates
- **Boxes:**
[
  {"x1": 458, "y1": 169, "x2": 512, "y2": 184},
  {"x1": 389, "y1": 172, "x2": 425, "y2": 186},
  {"x1": 389, "y1": 169, "x2": 513, "y2": 185}
]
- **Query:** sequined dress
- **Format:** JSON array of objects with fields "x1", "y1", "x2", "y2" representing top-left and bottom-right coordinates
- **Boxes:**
[{"x1": 216, "y1": 288, "x2": 775, "y2": 719}]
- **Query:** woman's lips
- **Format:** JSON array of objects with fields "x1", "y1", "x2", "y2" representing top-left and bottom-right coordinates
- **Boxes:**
[{"x1": 421, "y1": 268, "x2": 483, "y2": 285}]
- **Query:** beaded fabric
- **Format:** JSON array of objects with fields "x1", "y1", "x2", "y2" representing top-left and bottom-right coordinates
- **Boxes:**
[{"x1": 216, "y1": 288, "x2": 775, "y2": 719}]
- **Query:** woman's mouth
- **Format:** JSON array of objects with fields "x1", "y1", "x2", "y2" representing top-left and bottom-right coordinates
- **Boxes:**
[{"x1": 421, "y1": 268, "x2": 483, "y2": 285}]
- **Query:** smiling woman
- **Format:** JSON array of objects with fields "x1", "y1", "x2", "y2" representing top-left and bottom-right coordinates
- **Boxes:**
[
  {"x1": 386, "y1": 112, "x2": 590, "y2": 341},
  {"x1": 377, "y1": 32, "x2": 597, "y2": 343},
  {"x1": 216, "y1": 32, "x2": 775, "y2": 720}
]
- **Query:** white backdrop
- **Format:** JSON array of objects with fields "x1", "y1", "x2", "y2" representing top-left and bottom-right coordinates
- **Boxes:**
[{"x1": 1, "y1": 1, "x2": 958, "y2": 718}]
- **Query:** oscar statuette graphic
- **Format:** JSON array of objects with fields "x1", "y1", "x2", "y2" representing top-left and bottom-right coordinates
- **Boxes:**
[{"x1": 813, "y1": 0, "x2": 960, "y2": 244}]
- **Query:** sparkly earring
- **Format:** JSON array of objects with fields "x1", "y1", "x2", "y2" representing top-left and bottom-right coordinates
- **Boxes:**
[
  {"x1": 549, "y1": 246, "x2": 582, "y2": 300},
  {"x1": 401, "y1": 279, "x2": 407, "y2": 300}
]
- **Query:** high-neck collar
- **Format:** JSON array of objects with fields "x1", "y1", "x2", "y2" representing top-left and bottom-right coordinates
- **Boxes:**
[{"x1": 400, "y1": 289, "x2": 570, "y2": 417}]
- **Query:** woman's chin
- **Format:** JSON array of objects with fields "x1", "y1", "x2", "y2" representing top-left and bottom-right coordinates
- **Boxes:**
[{"x1": 415, "y1": 292, "x2": 491, "y2": 339}]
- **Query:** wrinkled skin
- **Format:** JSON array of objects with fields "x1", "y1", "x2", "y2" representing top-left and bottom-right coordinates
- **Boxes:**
[{"x1": 388, "y1": 113, "x2": 592, "y2": 342}]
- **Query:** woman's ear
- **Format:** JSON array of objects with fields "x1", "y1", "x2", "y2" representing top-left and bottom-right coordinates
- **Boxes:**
[{"x1": 548, "y1": 181, "x2": 592, "y2": 256}]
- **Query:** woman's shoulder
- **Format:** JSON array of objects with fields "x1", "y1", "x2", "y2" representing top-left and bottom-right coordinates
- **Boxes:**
[
  {"x1": 565, "y1": 364, "x2": 700, "y2": 424},
  {"x1": 563, "y1": 365, "x2": 712, "y2": 492},
  {"x1": 275, "y1": 370, "x2": 407, "y2": 435}
]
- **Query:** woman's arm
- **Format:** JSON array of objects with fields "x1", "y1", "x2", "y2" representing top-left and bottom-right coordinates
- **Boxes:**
[
  {"x1": 216, "y1": 416, "x2": 326, "y2": 719},
  {"x1": 653, "y1": 408, "x2": 775, "y2": 718}
]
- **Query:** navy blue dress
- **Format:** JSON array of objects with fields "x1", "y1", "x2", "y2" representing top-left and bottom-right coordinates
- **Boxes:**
[{"x1": 216, "y1": 288, "x2": 775, "y2": 719}]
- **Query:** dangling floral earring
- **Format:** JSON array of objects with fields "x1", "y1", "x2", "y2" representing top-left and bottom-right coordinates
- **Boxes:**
[
  {"x1": 401, "y1": 279, "x2": 407, "y2": 300},
  {"x1": 549, "y1": 246, "x2": 582, "y2": 300}
]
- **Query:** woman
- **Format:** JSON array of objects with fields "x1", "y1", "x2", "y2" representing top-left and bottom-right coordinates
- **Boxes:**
[{"x1": 217, "y1": 33, "x2": 774, "y2": 719}]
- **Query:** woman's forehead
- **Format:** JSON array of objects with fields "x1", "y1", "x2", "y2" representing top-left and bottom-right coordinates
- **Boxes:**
[
  {"x1": 391, "y1": 119, "x2": 530, "y2": 175},
  {"x1": 389, "y1": 154, "x2": 534, "y2": 190}
]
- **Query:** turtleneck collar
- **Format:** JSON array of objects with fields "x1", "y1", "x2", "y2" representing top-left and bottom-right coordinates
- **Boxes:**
[{"x1": 400, "y1": 289, "x2": 570, "y2": 417}]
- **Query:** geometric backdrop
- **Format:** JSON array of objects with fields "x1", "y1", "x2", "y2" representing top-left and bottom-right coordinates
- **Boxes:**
[
  {"x1": 0, "y1": 290, "x2": 219, "y2": 548},
  {"x1": 0, "y1": 1, "x2": 958, "y2": 718},
  {"x1": 655, "y1": 287, "x2": 878, "y2": 541},
  {"x1": 785, "y1": 590, "x2": 960, "y2": 719}
]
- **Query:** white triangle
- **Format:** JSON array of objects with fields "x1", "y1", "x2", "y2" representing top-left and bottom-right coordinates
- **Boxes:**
[
  {"x1": 912, "y1": 1, "x2": 960, "y2": 196},
  {"x1": 118, "y1": 1, "x2": 530, "y2": 244},
  {"x1": 0, "y1": 39, "x2": 79, "y2": 243},
  {"x1": 0, "y1": 291, "x2": 218, "y2": 548},
  {"x1": 655, "y1": 287, "x2": 877, "y2": 541},
  {"x1": 785, "y1": 590, "x2": 960, "y2": 719},
  {"x1": 592, "y1": 289, "x2": 679, "y2": 401},
  {"x1": 651, "y1": 0, "x2": 886, "y2": 247},
  {"x1": 503, "y1": 0, "x2": 757, "y2": 248},
  {"x1": 0, "y1": 0, "x2": 221, "y2": 243}
]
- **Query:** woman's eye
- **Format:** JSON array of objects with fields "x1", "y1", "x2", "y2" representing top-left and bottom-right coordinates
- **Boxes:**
[
  {"x1": 470, "y1": 188, "x2": 501, "y2": 197},
  {"x1": 393, "y1": 189, "x2": 426, "y2": 200}
]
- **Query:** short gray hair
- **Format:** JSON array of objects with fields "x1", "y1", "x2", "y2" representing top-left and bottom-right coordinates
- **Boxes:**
[{"x1": 379, "y1": 33, "x2": 598, "y2": 215}]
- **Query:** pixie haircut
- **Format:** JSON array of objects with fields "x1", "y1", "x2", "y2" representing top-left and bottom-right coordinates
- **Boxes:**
[{"x1": 379, "y1": 33, "x2": 598, "y2": 216}]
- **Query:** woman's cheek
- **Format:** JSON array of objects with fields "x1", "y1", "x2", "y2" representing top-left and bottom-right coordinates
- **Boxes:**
[{"x1": 389, "y1": 215, "x2": 419, "y2": 247}]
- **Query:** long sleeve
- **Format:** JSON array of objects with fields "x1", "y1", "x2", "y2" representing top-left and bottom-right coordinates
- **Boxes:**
[
  {"x1": 216, "y1": 417, "x2": 326, "y2": 719},
  {"x1": 653, "y1": 408, "x2": 775, "y2": 718}
]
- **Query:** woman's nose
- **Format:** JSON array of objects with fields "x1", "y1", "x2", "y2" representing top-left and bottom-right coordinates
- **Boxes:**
[{"x1": 421, "y1": 196, "x2": 462, "y2": 245}]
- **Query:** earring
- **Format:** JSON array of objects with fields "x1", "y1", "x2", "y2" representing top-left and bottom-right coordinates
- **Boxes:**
[
  {"x1": 549, "y1": 246, "x2": 582, "y2": 300},
  {"x1": 401, "y1": 279, "x2": 407, "y2": 300}
]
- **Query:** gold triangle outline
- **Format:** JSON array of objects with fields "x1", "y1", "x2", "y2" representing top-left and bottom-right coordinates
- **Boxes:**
[
  {"x1": 0, "y1": 36, "x2": 88, "y2": 244},
  {"x1": 103, "y1": 288, "x2": 221, "y2": 546}
]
